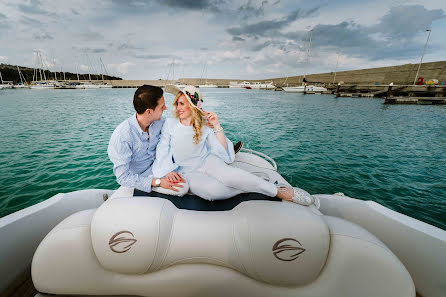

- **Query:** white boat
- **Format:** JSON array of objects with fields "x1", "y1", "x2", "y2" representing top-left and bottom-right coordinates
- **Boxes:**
[
  {"x1": 283, "y1": 85, "x2": 327, "y2": 93},
  {"x1": 252, "y1": 82, "x2": 275, "y2": 90},
  {"x1": 283, "y1": 30, "x2": 327, "y2": 94},
  {"x1": 13, "y1": 83, "x2": 29, "y2": 89},
  {"x1": 0, "y1": 71, "x2": 13, "y2": 89},
  {"x1": 198, "y1": 84, "x2": 218, "y2": 88},
  {"x1": 0, "y1": 148, "x2": 444, "y2": 297},
  {"x1": 229, "y1": 81, "x2": 251, "y2": 88},
  {"x1": 13, "y1": 66, "x2": 29, "y2": 88},
  {"x1": 30, "y1": 81, "x2": 56, "y2": 89}
]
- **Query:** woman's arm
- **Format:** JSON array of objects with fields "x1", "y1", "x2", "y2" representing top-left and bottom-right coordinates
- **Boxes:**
[
  {"x1": 204, "y1": 111, "x2": 226, "y2": 148},
  {"x1": 152, "y1": 119, "x2": 178, "y2": 178},
  {"x1": 204, "y1": 111, "x2": 235, "y2": 163}
]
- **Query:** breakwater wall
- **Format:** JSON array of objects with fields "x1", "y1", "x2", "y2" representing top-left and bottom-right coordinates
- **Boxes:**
[
  {"x1": 265, "y1": 61, "x2": 446, "y2": 86},
  {"x1": 108, "y1": 61, "x2": 445, "y2": 88}
]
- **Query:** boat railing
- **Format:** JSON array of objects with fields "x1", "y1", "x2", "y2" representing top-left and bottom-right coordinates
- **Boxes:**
[{"x1": 240, "y1": 148, "x2": 278, "y2": 171}]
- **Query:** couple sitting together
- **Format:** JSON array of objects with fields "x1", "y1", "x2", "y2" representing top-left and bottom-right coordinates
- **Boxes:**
[{"x1": 108, "y1": 84, "x2": 317, "y2": 206}]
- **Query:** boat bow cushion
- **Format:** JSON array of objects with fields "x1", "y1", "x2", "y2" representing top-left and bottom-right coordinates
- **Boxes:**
[{"x1": 90, "y1": 198, "x2": 330, "y2": 286}]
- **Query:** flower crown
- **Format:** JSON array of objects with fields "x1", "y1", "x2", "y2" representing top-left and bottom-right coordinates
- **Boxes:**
[{"x1": 185, "y1": 90, "x2": 203, "y2": 109}]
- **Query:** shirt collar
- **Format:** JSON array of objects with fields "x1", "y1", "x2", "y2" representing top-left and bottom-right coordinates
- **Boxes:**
[{"x1": 130, "y1": 113, "x2": 147, "y2": 136}]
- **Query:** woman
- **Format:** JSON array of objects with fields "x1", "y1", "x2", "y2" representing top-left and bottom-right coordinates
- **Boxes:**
[{"x1": 152, "y1": 85, "x2": 317, "y2": 206}]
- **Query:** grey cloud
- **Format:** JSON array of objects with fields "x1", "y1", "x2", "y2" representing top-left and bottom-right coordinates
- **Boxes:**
[
  {"x1": 73, "y1": 47, "x2": 107, "y2": 54},
  {"x1": 17, "y1": 0, "x2": 54, "y2": 16},
  {"x1": 135, "y1": 54, "x2": 174, "y2": 60},
  {"x1": 233, "y1": 36, "x2": 245, "y2": 41},
  {"x1": 0, "y1": 12, "x2": 6, "y2": 20},
  {"x1": 78, "y1": 32, "x2": 104, "y2": 42},
  {"x1": 159, "y1": 0, "x2": 221, "y2": 11},
  {"x1": 21, "y1": 16, "x2": 43, "y2": 26},
  {"x1": 251, "y1": 40, "x2": 272, "y2": 51},
  {"x1": 34, "y1": 32, "x2": 53, "y2": 40},
  {"x1": 238, "y1": 0, "x2": 267, "y2": 18},
  {"x1": 371, "y1": 5, "x2": 445, "y2": 38},
  {"x1": 200, "y1": 47, "x2": 209, "y2": 51},
  {"x1": 227, "y1": 7, "x2": 320, "y2": 37}
]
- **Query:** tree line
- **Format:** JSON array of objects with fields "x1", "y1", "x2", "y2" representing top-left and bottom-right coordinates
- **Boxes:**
[{"x1": 0, "y1": 63, "x2": 122, "y2": 84}]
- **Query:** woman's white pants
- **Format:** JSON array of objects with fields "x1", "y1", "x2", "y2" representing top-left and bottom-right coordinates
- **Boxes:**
[{"x1": 185, "y1": 155, "x2": 278, "y2": 201}]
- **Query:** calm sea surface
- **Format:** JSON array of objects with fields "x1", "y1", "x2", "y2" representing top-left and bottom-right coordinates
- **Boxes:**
[{"x1": 0, "y1": 88, "x2": 445, "y2": 229}]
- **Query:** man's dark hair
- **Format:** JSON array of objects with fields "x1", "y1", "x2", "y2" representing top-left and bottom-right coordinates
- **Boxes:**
[{"x1": 133, "y1": 85, "x2": 163, "y2": 114}]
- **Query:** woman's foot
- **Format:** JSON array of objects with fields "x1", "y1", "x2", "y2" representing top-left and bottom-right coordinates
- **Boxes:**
[{"x1": 276, "y1": 186, "x2": 319, "y2": 208}]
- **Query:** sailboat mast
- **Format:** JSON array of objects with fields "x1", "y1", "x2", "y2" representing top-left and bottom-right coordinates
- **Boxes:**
[
  {"x1": 303, "y1": 30, "x2": 312, "y2": 81},
  {"x1": 333, "y1": 51, "x2": 340, "y2": 84},
  {"x1": 17, "y1": 66, "x2": 23, "y2": 84}
]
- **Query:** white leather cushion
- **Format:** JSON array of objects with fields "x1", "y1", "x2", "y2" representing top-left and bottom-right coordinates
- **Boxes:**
[
  {"x1": 90, "y1": 198, "x2": 176, "y2": 274},
  {"x1": 232, "y1": 201, "x2": 330, "y2": 286}
]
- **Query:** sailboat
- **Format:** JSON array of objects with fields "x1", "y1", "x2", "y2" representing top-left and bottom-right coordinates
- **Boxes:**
[
  {"x1": 0, "y1": 71, "x2": 13, "y2": 89},
  {"x1": 13, "y1": 66, "x2": 29, "y2": 89},
  {"x1": 30, "y1": 51, "x2": 56, "y2": 89},
  {"x1": 283, "y1": 30, "x2": 327, "y2": 93},
  {"x1": 198, "y1": 62, "x2": 218, "y2": 88}
]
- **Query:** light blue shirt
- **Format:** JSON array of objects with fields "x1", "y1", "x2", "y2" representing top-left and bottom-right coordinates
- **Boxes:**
[
  {"x1": 108, "y1": 114, "x2": 165, "y2": 192},
  {"x1": 152, "y1": 118, "x2": 235, "y2": 178}
]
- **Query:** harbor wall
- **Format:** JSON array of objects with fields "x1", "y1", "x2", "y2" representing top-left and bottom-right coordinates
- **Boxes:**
[
  {"x1": 108, "y1": 61, "x2": 446, "y2": 88},
  {"x1": 263, "y1": 61, "x2": 446, "y2": 86}
]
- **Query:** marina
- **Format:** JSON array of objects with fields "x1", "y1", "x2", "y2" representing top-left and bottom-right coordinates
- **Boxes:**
[{"x1": 1, "y1": 1, "x2": 446, "y2": 296}]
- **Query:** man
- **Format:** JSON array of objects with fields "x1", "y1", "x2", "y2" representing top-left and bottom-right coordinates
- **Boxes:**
[{"x1": 108, "y1": 85, "x2": 184, "y2": 193}]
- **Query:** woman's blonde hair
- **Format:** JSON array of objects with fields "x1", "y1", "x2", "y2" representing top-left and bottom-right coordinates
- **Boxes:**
[{"x1": 172, "y1": 92, "x2": 204, "y2": 144}]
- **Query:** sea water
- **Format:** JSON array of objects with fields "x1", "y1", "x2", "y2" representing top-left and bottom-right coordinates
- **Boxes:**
[{"x1": 0, "y1": 88, "x2": 445, "y2": 229}]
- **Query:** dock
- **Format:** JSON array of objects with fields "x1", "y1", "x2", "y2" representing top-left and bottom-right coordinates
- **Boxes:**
[{"x1": 331, "y1": 84, "x2": 446, "y2": 104}]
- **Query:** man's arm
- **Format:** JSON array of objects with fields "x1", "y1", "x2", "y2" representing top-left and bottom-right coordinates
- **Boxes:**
[{"x1": 108, "y1": 135, "x2": 154, "y2": 192}]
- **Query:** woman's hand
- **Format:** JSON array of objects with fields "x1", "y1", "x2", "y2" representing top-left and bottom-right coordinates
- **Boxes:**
[
  {"x1": 165, "y1": 171, "x2": 185, "y2": 183},
  {"x1": 203, "y1": 111, "x2": 220, "y2": 129}
]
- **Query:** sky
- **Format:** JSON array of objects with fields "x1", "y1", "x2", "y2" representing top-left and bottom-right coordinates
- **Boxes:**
[{"x1": 0, "y1": 0, "x2": 445, "y2": 80}]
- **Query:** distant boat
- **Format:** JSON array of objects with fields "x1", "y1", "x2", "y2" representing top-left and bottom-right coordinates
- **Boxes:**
[
  {"x1": 198, "y1": 84, "x2": 218, "y2": 88},
  {"x1": 30, "y1": 81, "x2": 56, "y2": 89},
  {"x1": 229, "y1": 81, "x2": 251, "y2": 88},
  {"x1": 13, "y1": 66, "x2": 29, "y2": 89},
  {"x1": 0, "y1": 71, "x2": 13, "y2": 89},
  {"x1": 198, "y1": 61, "x2": 218, "y2": 88},
  {"x1": 251, "y1": 81, "x2": 275, "y2": 90},
  {"x1": 283, "y1": 30, "x2": 327, "y2": 93},
  {"x1": 283, "y1": 85, "x2": 327, "y2": 93}
]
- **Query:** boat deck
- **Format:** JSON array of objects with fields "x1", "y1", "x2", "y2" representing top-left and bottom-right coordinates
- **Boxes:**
[
  {"x1": 1, "y1": 267, "x2": 36, "y2": 297},
  {"x1": 2, "y1": 267, "x2": 422, "y2": 297}
]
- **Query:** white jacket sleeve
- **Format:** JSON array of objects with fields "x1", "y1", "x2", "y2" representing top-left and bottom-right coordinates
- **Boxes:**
[
  {"x1": 152, "y1": 119, "x2": 178, "y2": 177},
  {"x1": 206, "y1": 128, "x2": 235, "y2": 164}
]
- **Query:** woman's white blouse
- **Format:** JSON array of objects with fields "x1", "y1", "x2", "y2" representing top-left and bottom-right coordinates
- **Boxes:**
[{"x1": 152, "y1": 118, "x2": 235, "y2": 177}]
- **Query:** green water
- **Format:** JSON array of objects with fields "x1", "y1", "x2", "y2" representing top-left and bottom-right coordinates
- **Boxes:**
[{"x1": 0, "y1": 88, "x2": 445, "y2": 229}]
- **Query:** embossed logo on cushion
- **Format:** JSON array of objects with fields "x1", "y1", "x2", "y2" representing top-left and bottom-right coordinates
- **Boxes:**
[
  {"x1": 109, "y1": 231, "x2": 137, "y2": 253},
  {"x1": 272, "y1": 238, "x2": 306, "y2": 261}
]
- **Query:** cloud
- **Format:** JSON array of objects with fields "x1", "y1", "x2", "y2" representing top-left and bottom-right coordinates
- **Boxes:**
[
  {"x1": 159, "y1": 0, "x2": 221, "y2": 11},
  {"x1": 232, "y1": 36, "x2": 245, "y2": 41},
  {"x1": 21, "y1": 16, "x2": 43, "y2": 26},
  {"x1": 0, "y1": 12, "x2": 6, "y2": 20},
  {"x1": 34, "y1": 32, "x2": 53, "y2": 40},
  {"x1": 73, "y1": 47, "x2": 107, "y2": 53},
  {"x1": 238, "y1": 0, "x2": 267, "y2": 18},
  {"x1": 371, "y1": 5, "x2": 445, "y2": 38},
  {"x1": 0, "y1": 56, "x2": 8, "y2": 62},
  {"x1": 17, "y1": 0, "x2": 54, "y2": 16},
  {"x1": 134, "y1": 54, "x2": 174, "y2": 60},
  {"x1": 78, "y1": 32, "x2": 104, "y2": 42},
  {"x1": 227, "y1": 7, "x2": 320, "y2": 37},
  {"x1": 107, "y1": 62, "x2": 135, "y2": 75}
]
